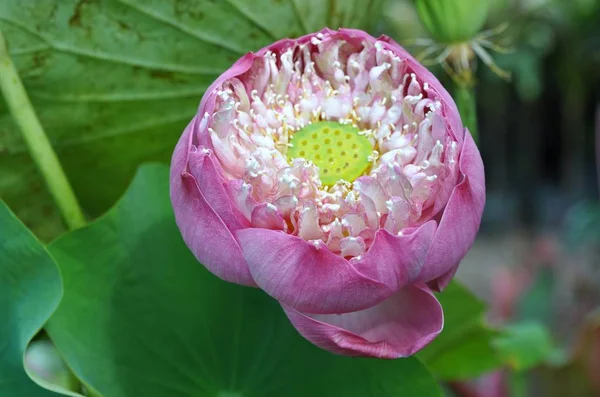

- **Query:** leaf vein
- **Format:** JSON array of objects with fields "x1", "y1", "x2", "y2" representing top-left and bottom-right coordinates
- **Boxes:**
[
  {"x1": 28, "y1": 87, "x2": 209, "y2": 103},
  {"x1": 223, "y1": 0, "x2": 279, "y2": 41},
  {"x1": 0, "y1": 17, "x2": 220, "y2": 75},
  {"x1": 118, "y1": 0, "x2": 246, "y2": 55}
]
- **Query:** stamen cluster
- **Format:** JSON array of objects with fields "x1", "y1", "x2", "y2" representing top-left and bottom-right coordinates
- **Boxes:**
[{"x1": 206, "y1": 32, "x2": 458, "y2": 259}]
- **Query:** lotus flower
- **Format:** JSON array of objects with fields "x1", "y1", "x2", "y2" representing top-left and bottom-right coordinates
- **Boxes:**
[{"x1": 170, "y1": 28, "x2": 485, "y2": 358}]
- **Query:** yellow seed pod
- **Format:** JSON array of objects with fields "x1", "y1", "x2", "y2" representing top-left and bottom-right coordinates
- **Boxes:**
[{"x1": 287, "y1": 121, "x2": 372, "y2": 186}]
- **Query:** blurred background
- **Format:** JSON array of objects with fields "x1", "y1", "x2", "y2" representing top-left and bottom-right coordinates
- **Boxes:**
[
  {"x1": 382, "y1": 0, "x2": 600, "y2": 395},
  {"x1": 1, "y1": 0, "x2": 599, "y2": 396}
]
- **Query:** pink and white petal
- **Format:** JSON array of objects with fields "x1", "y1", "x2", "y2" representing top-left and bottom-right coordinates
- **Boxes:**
[
  {"x1": 418, "y1": 130, "x2": 485, "y2": 283},
  {"x1": 297, "y1": 202, "x2": 324, "y2": 240},
  {"x1": 332, "y1": 28, "x2": 462, "y2": 142},
  {"x1": 383, "y1": 196, "x2": 411, "y2": 235},
  {"x1": 171, "y1": 171, "x2": 255, "y2": 286},
  {"x1": 188, "y1": 148, "x2": 246, "y2": 231},
  {"x1": 273, "y1": 195, "x2": 299, "y2": 218},
  {"x1": 251, "y1": 203, "x2": 286, "y2": 230},
  {"x1": 171, "y1": 117, "x2": 253, "y2": 285},
  {"x1": 196, "y1": 33, "x2": 329, "y2": 134},
  {"x1": 358, "y1": 193, "x2": 379, "y2": 229},
  {"x1": 341, "y1": 213, "x2": 368, "y2": 237},
  {"x1": 427, "y1": 263, "x2": 459, "y2": 292},
  {"x1": 325, "y1": 219, "x2": 344, "y2": 252},
  {"x1": 236, "y1": 228, "x2": 393, "y2": 314},
  {"x1": 351, "y1": 220, "x2": 437, "y2": 292},
  {"x1": 197, "y1": 53, "x2": 256, "y2": 125},
  {"x1": 420, "y1": 140, "x2": 461, "y2": 223},
  {"x1": 354, "y1": 176, "x2": 389, "y2": 213},
  {"x1": 339, "y1": 236, "x2": 366, "y2": 258},
  {"x1": 283, "y1": 285, "x2": 443, "y2": 359},
  {"x1": 372, "y1": 31, "x2": 464, "y2": 144},
  {"x1": 225, "y1": 180, "x2": 257, "y2": 224},
  {"x1": 170, "y1": 116, "x2": 196, "y2": 180}
]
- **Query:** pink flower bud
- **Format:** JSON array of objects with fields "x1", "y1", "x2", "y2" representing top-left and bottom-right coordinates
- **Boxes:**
[{"x1": 170, "y1": 28, "x2": 485, "y2": 358}]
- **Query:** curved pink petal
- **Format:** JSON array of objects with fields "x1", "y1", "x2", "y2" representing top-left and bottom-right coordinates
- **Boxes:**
[
  {"x1": 225, "y1": 180, "x2": 257, "y2": 223},
  {"x1": 353, "y1": 176, "x2": 389, "y2": 213},
  {"x1": 418, "y1": 130, "x2": 485, "y2": 284},
  {"x1": 170, "y1": 119, "x2": 255, "y2": 286},
  {"x1": 251, "y1": 203, "x2": 286, "y2": 230},
  {"x1": 283, "y1": 285, "x2": 443, "y2": 359},
  {"x1": 235, "y1": 228, "x2": 393, "y2": 314},
  {"x1": 188, "y1": 148, "x2": 246, "y2": 231},
  {"x1": 170, "y1": 116, "x2": 197, "y2": 181},
  {"x1": 351, "y1": 221, "x2": 437, "y2": 291},
  {"x1": 427, "y1": 263, "x2": 459, "y2": 292}
]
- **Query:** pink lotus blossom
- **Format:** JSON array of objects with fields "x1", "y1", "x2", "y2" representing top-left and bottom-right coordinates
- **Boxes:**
[{"x1": 170, "y1": 28, "x2": 485, "y2": 358}]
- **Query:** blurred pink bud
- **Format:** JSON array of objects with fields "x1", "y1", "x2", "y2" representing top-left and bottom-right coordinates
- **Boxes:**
[{"x1": 170, "y1": 28, "x2": 485, "y2": 358}]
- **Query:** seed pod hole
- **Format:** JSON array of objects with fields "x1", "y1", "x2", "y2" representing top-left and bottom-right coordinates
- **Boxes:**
[{"x1": 286, "y1": 121, "x2": 372, "y2": 185}]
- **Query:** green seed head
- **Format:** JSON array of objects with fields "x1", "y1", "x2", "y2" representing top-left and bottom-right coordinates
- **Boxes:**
[
  {"x1": 415, "y1": 0, "x2": 491, "y2": 43},
  {"x1": 287, "y1": 121, "x2": 372, "y2": 186}
]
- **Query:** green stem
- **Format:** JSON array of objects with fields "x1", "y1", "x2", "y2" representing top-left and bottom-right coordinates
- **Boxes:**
[
  {"x1": 0, "y1": 30, "x2": 86, "y2": 230},
  {"x1": 454, "y1": 82, "x2": 479, "y2": 143}
]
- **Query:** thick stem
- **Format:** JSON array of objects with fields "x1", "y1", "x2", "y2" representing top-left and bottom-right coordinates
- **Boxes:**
[
  {"x1": 454, "y1": 82, "x2": 479, "y2": 143},
  {"x1": 0, "y1": 30, "x2": 86, "y2": 230}
]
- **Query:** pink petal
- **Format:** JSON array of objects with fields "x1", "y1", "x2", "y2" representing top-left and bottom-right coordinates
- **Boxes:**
[
  {"x1": 418, "y1": 130, "x2": 485, "y2": 284},
  {"x1": 170, "y1": 120, "x2": 255, "y2": 286},
  {"x1": 196, "y1": 53, "x2": 256, "y2": 143},
  {"x1": 251, "y1": 203, "x2": 286, "y2": 230},
  {"x1": 358, "y1": 193, "x2": 379, "y2": 229},
  {"x1": 354, "y1": 176, "x2": 388, "y2": 213},
  {"x1": 283, "y1": 285, "x2": 443, "y2": 358},
  {"x1": 297, "y1": 202, "x2": 324, "y2": 240},
  {"x1": 188, "y1": 148, "x2": 246, "y2": 231},
  {"x1": 225, "y1": 180, "x2": 257, "y2": 223},
  {"x1": 273, "y1": 195, "x2": 299, "y2": 218},
  {"x1": 235, "y1": 228, "x2": 393, "y2": 314},
  {"x1": 427, "y1": 263, "x2": 459, "y2": 292},
  {"x1": 383, "y1": 196, "x2": 411, "y2": 234},
  {"x1": 339, "y1": 236, "x2": 366, "y2": 258},
  {"x1": 352, "y1": 220, "x2": 437, "y2": 292},
  {"x1": 341, "y1": 212, "x2": 367, "y2": 237}
]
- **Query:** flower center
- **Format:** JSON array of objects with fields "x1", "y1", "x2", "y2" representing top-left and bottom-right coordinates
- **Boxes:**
[{"x1": 287, "y1": 121, "x2": 372, "y2": 185}]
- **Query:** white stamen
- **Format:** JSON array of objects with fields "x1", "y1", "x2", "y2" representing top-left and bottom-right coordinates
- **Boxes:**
[{"x1": 205, "y1": 35, "x2": 455, "y2": 259}]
